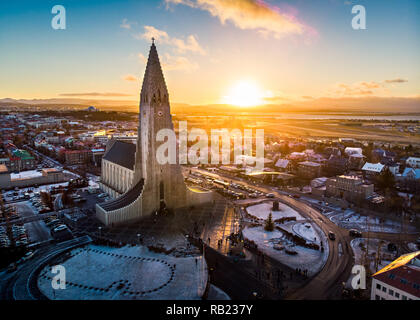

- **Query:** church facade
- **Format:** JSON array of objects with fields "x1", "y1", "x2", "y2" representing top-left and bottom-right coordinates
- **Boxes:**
[
  {"x1": 96, "y1": 43, "x2": 212, "y2": 226},
  {"x1": 99, "y1": 139, "x2": 136, "y2": 198}
]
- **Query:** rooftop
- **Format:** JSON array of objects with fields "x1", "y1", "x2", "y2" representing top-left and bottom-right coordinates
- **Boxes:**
[{"x1": 102, "y1": 140, "x2": 136, "y2": 170}]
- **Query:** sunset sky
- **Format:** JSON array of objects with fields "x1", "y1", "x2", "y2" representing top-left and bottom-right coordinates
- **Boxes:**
[{"x1": 0, "y1": 0, "x2": 419, "y2": 109}]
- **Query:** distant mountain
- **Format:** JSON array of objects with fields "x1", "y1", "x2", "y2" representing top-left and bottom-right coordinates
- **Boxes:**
[
  {"x1": 1, "y1": 96, "x2": 419, "y2": 114},
  {"x1": 0, "y1": 98, "x2": 138, "y2": 106}
]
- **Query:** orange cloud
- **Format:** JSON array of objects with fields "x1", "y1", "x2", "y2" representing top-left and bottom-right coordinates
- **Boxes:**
[
  {"x1": 59, "y1": 92, "x2": 132, "y2": 97},
  {"x1": 165, "y1": 0, "x2": 310, "y2": 39},
  {"x1": 137, "y1": 26, "x2": 206, "y2": 55},
  {"x1": 122, "y1": 74, "x2": 137, "y2": 82}
]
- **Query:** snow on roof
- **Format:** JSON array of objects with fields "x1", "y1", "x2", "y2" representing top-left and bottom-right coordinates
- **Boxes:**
[
  {"x1": 402, "y1": 168, "x2": 420, "y2": 180},
  {"x1": 11, "y1": 170, "x2": 43, "y2": 180},
  {"x1": 362, "y1": 162, "x2": 384, "y2": 172},
  {"x1": 299, "y1": 161, "x2": 321, "y2": 167},
  {"x1": 0, "y1": 164, "x2": 8, "y2": 174},
  {"x1": 275, "y1": 159, "x2": 289, "y2": 168},
  {"x1": 344, "y1": 147, "x2": 363, "y2": 156}
]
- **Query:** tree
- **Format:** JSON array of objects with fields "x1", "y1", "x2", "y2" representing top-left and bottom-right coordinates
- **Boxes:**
[
  {"x1": 410, "y1": 195, "x2": 420, "y2": 215},
  {"x1": 376, "y1": 168, "x2": 395, "y2": 191},
  {"x1": 265, "y1": 213, "x2": 274, "y2": 232}
]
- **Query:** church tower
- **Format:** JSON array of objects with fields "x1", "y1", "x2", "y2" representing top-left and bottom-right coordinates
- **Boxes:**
[
  {"x1": 134, "y1": 40, "x2": 188, "y2": 213},
  {"x1": 96, "y1": 42, "x2": 212, "y2": 226}
]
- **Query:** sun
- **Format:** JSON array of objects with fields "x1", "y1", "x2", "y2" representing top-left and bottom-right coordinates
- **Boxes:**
[{"x1": 223, "y1": 80, "x2": 264, "y2": 107}]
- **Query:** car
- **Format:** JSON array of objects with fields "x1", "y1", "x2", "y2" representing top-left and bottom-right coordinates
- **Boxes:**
[
  {"x1": 23, "y1": 251, "x2": 35, "y2": 261},
  {"x1": 349, "y1": 229, "x2": 362, "y2": 237},
  {"x1": 266, "y1": 193, "x2": 275, "y2": 198},
  {"x1": 7, "y1": 263, "x2": 17, "y2": 273},
  {"x1": 328, "y1": 231, "x2": 336, "y2": 241},
  {"x1": 53, "y1": 225, "x2": 68, "y2": 233},
  {"x1": 46, "y1": 219, "x2": 60, "y2": 227},
  {"x1": 387, "y1": 243, "x2": 397, "y2": 252},
  {"x1": 293, "y1": 194, "x2": 300, "y2": 199}
]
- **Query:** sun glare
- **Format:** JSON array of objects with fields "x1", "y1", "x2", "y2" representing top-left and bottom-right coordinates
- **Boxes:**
[{"x1": 223, "y1": 80, "x2": 264, "y2": 107}]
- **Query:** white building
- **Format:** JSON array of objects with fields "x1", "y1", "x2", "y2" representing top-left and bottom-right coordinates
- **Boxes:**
[
  {"x1": 344, "y1": 147, "x2": 363, "y2": 156},
  {"x1": 406, "y1": 157, "x2": 420, "y2": 168},
  {"x1": 371, "y1": 251, "x2": 420, "y2": 300},
  {"x1": 362, "y1": 162, "x2": 385, "y2": 178}
]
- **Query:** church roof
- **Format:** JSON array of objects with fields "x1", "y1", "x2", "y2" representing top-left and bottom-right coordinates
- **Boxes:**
[
  {"x1": 99, "y1": 179, "x2": 144, "y2": 212},
  {"x1": 102, "y1": 140, "x2": 136, "y2": 170},
  {"x1": 140, "y1": 43, "x2": 168, "y2": 101}
]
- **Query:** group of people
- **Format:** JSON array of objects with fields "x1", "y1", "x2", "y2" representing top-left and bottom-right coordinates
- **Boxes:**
[{"x1": 295, "y1": 267, "x2": 309, "y2": 278}]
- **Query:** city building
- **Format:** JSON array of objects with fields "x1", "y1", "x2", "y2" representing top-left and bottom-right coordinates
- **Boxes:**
[
  {"x1": 274, "y1": 158, "x2": 291, "y2": 172},
  {"x1": 0, "y1": 167, "x2": 70, "y2": 189},
  {"x1": 64, "y1": 149, "x2": 92, "y2": 165},
  {"x1": 297, "y1": 161, "x2": 321, "y2": 179},
  {"x1": 11, "y1": 149, "x2": 36, "y2": 171},
  {"x1": 96, "y1": 42, "x2": 212, "y2": 226},
  {"x1": 371, "y1": 251, "x2": 420, "y2": 300},
  {"x1": 362, "y1": 162, "x2": 385, "y2": 179},
  {"x1": 406, "y1": 157, "x2": 420, "y2": 168},
  {"x1": 326, "y1": 175, "x2": 374, "y2": 201},
  {"x1": 326, "y1": 155, "x2": 348, "y2": 176},
  {"x1": 348, "y1": 153, "x2": 365, "y2": 170}
]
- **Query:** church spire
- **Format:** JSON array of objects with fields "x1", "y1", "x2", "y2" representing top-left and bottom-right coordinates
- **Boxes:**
[{"x1": 140, "y1": 41, "x2": 168, "y2": 103}]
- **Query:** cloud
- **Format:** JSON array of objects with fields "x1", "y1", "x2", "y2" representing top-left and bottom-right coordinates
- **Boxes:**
[
  {"x1": 385, "y1": 78, "x2": 408, "y2": 84},
  {"x1": 120, "y1": 18, "x2": 136, "y2": 30},
  {"x1": 138, "y1": 53, "x2": 147, "y2": 64},
  {"x1": 137, "y1": 51, "x2": 197, "y2": 72},
  {"x1": 295, "y1": 95, "x2": 420, "y2": 112},
  {"x1": 332, "y1": 81, "x2": 388, "y2": 97},
  {"x1": 330, "y1": 78, "x2": 409, "y2": 97},
  {"x1": 59, "y1": 92, "x2": 133, "y2": 97},
  {"x1": 359, "y1": 81, "x2": 382, "y2": 89},
  {"x1": 122, "y1": 74, "x2": 137, "y2": 82},
  {"x1": 263, "y1": 96, "x2": 289, "y2": 102},
  {"x1": 137, "y1": 26, "x2": 206, "y2": 55},
  {"x1": 161, "y1": 53, "x2": 199, "y2": 72},
  {"x1": 165, "y1": 0, "x2": 311, "y2": 39}
]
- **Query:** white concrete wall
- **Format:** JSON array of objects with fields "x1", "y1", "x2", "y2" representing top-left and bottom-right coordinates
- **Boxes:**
[{"x1": 371, "y1": 279, "x2": 419, "y2": 300}]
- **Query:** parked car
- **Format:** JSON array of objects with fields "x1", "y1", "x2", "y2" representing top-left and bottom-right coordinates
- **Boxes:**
[{"x1": 349, "y1": 229, "x2": 362, "y2": 237}]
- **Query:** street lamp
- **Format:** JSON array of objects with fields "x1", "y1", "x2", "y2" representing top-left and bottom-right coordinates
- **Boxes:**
[
  {"x1": 98, "y1": 226, "x2": 102, "y2": 238},
  {"x1": 137, "y1": 233, "x2": 141, "y2": 245}
]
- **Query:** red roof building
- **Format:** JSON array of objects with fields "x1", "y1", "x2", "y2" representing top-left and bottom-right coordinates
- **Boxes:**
[{"x1": 371, "y1": 251, "x2": 420, "y2": 300}]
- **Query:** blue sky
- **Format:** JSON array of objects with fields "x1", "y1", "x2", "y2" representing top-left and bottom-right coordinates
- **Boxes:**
[{"x1": 0, "y1": 0, "x2": 419, "y2": 108}]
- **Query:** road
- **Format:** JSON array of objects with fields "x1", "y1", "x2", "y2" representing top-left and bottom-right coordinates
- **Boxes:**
[
  {"x1": 193, "y1": 168, "x2": 420, "y2": 299},
  {"x1": 14, "y1": 201, "x2": 52, "y2": 243},
  {"x1": 190, "y1": 168, "x2": 355, "y2": 299},
  {"x1": 1, "y1": 235, "x2": 92, "y2": 300}
]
